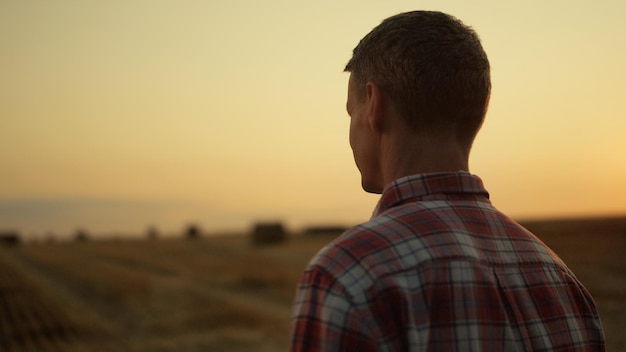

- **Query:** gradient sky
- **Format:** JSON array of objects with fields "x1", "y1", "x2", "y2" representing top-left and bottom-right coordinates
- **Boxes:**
[{"x1": 1, "y1": 1, "x2": 625, "y2": 237}]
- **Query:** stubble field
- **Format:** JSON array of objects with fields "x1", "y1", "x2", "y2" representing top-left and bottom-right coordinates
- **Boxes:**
[{"x1": 0, "y1": 216, "x2": 625, "y2": 351}]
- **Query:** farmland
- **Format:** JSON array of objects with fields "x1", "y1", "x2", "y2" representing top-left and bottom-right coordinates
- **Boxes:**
[{"x1": 1, "y1": 216, "x2": 625, "y2": 351}]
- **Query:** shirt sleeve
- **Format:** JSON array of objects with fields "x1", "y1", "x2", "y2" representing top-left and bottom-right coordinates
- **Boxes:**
[{"x1": 289, "y1": 267, "x2": 378, "y2": 352}]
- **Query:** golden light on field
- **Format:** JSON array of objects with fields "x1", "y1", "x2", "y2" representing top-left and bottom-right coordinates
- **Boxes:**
[{"x1": 1, "y1": 1, "x2": 625, "y2": 235}]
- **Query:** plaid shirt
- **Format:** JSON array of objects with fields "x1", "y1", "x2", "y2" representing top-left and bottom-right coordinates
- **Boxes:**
[{"x1": 290, "y1": 172, "x2": 605, "y2": 351}]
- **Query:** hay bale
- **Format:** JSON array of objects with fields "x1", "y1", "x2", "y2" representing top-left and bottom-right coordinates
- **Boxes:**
[
  {"x1": 74, "y1": 229, "x2": 89, "y2": 242},
  {"x1": 185, "y1": 224, "x2": 201, "y2": 240},
  {"x1": 0, "y1": 231, "x2": 20, "y2": 246},
  {"x1": 251, "y1": 222, "x2": 286, "y2": 246},
  {"x1": 147, "y1": 226, "x2": 159, "y2": 240}
]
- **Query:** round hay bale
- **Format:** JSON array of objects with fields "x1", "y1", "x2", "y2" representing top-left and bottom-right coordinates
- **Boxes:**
[
  {"x1": 147, "y1": 226, "x2": 159, "y2": 240},
  {"x1": 185, "y1": 224, "x2": 201, "y2": 240},
  {"x1": 74, "y1": 229, "x2": 89, "y2": 242},
  {"x1": 251, "y1": 222, "x2": 286, "y2": 246},
  {"x1": 0, "y1": 231, "x2": 21, "y2": 246}
]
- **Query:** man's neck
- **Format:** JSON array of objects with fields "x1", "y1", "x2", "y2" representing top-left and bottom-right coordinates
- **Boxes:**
[{"x1": 380, "y1": 133, "x2": 470, "y2": 187}]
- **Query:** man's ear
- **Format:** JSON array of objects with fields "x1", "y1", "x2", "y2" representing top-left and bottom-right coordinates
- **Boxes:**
[{"x1": 365, "y1": 81, "x2": 384, "y2": 134}]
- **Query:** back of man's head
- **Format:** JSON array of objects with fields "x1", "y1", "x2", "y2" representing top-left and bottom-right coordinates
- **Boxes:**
[{"x1": 345, "y1": 11, "x2": 491, "y2": 149}]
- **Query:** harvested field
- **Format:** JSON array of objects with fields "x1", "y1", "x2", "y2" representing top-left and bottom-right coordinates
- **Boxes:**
[{"x1": 0, "y1": 216, "x2": 624, "y2": 351}]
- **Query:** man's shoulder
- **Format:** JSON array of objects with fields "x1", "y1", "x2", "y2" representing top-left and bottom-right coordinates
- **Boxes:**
[
  {"x1": 309, "y1": 200, "x2": 564, "y2": 275},
  {"x1": 308, "y1": 200, "x2": 482, "y2": 271},
  {"x1": 306, "y1": 223, "x2": 389, "y2": 272},
  {"x1": 309, "y1": 211, "x2": 423, "y2": 266},
  {"x1": 302, "y1": 224, "x2": 406, "y2": 300},
  {"x1": 305, "y1": 212, "x2": 437, "y2": 290}
]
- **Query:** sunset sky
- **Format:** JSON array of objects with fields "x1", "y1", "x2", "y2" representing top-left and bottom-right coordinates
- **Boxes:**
[{"x1": 1, "y1": 1, "x2": 625, "y2": 237}]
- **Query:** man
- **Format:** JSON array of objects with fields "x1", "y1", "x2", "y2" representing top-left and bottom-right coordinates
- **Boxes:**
[{"x1": 290, "y1": 10, "x2": 605, "y2": 351}]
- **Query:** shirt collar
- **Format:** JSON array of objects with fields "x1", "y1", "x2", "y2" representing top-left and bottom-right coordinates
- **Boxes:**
[{"x1": 372, "y1": 171, "x2": 490, "y2": 217}]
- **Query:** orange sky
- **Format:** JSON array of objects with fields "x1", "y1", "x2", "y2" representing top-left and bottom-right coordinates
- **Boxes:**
[{"x1": 1, "y1": 1, "x2": 625, "y2": 236}]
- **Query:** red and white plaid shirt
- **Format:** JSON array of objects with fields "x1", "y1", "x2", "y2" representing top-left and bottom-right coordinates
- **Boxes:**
[{"x1": 290, "y1": 172, "x2": 605, "y2": 351}]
